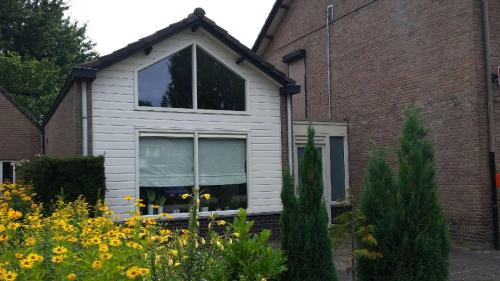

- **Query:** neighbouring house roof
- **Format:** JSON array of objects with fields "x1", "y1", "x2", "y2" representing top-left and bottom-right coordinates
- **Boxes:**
[
  {"x1": 252, "y1": 0, "x2": 292, "y2": 55},
  {"x1": 0, "y1": 87, "x2": 42, "y2": 130},
  {"x1": 44, "y1": 7, "x2": 299, "y2": 126}
]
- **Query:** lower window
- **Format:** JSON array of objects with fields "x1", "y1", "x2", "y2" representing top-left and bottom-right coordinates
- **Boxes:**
[
  {"x1": 0, "y1": 161, "x2": 15, "y2": 183},
  {"x1": 139, "y1": 135, "x2": 247, "y2": 215}
]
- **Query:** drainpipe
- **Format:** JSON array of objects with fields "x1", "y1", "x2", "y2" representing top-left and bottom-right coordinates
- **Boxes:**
[
  {"x1": 326, "y1": 4, "x2": 333, "y2": 119},
  {"x1": 481, "y1": 0, "x2": 499, "y2": 250},
  {"x1": 287, "y1": 94, "x2": 293, "y2": 170},
  {"x1": 81, "y1": 81, "x2": 88, "y2": 157}
]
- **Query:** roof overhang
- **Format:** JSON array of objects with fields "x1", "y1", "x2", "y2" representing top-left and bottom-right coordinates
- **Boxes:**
[
  {"x1": 43, "y1": 67, "x2": 97, "y2": 125},
  {"x1": 252, "y1": 0, "x2": 293, "y2": 55}
]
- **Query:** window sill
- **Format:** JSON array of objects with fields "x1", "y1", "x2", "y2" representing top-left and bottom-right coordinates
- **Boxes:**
[
  {"x1": 140, "y1": 209, "x2": 240, "y2": 221},
  {"x1": 135, "y1": 106, "x2": 251, "y2": 116}
]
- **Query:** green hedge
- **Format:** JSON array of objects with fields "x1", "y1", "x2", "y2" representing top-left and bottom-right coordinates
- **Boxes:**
[{"x1": 18, "y1": 156, "x2": 106, "y2": 210}]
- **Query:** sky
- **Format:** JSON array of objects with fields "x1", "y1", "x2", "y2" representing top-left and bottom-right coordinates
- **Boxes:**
[{"x1": 65, "y1": 0, "x2": 275, "y2": 56}]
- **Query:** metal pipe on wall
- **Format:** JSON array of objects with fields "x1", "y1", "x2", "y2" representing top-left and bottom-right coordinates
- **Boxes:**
[
  {"x1": 81, "y1": 81, "x2": 88, "y2": 157},
  {"x1": 481, "y1": 0, "x2": 499, "y2": 250}
]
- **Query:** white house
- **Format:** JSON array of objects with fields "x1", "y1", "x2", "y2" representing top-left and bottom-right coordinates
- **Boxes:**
[{"x1": 43, "y1": 8, "x2": 301, "y2": 223}]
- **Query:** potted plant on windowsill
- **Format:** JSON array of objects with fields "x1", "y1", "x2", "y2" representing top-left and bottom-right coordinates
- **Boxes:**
[
  {"x1": 146, "y1": 191, "x2": 156, "y2": 215},
  {"x1": 158, "y1": 196, "x2": 167, "y2": 214}
]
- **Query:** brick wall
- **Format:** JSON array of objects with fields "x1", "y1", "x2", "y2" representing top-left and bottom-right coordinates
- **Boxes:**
[
  {"x1": 44, "y1": 81, "x2": 83, "y2": 156},
  {"x1": 0, "y1": 92, "x2": 41, "y2": 160},
  {"x1": 261, "y1": 0, "x2": 497, "y2": 248}
]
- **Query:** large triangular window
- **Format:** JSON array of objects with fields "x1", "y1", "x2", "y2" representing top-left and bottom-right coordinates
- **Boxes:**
[{"x1": 138, "y1": 45, "x2": 246, "y2": 111}]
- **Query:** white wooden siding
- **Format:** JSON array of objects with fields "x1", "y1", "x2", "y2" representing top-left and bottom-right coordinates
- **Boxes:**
[{"x1": 91, "y1": 29, "x2": 283, "y2": 217}]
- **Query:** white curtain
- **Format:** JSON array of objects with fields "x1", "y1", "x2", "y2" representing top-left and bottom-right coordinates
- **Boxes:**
[
  {"x1": 199, "y1": 138, "x2": 246, "y2": 186},
  {"x1": 139, "y1": 137, "x2": 194, "y2": 187}
]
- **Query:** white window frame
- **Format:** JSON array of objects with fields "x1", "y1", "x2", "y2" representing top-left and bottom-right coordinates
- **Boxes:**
[
  {"x1": 134, "y1": 42, "x2": 250, "y2": 115},
  {"x1": 292, "y1": 122, "x2": 350, "y2": 223},
  {"x1": 0, "y1": 161, "x2": 16, "y2": 183},
  {"x1": 136, "y1": 130, "x2": 251, "y2": 218}
]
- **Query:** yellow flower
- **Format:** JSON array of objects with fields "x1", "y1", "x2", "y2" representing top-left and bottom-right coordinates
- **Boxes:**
[
  {"x1": 52, "y1": 246, "x2": 68, "y2": 255},
  {"x1": 100, "y1": 252, "x2": 112, "y2": 260},
  {"x1": 233, "y1": 232, "x2": 240, "y2": 238},
  {"x1": 98, "y1": 244, "x2": 109, "y2": 253},
  {"x1": 4, "y1": 271, "x2": 16, "y2": 281},
  {"x1": 217, "y1": 220, "x2": 226, "y2": 226},
  {"x1": 109, "y1": 238, "x2": 121, "y2": 247},
  {"x1": 169, "y1": 249, "x2": 179, "y2": 257},
  {"x1": 203, "y1": 193, "x2": 211, "y2": 200},
  {"x1": 15, "y1": 253, "x2": 23, "y2": 259},
  {"x1": 152, "y1": 204, "x2": 160, "y2": 209},
  {"x1": 123, "y1": 196, "x2": 134, "y2": 202},
  {"x1": 20, "y1": 258, "x2": 34, "y2": 269},
  {"x1": 91, "y1": 260, "x2": 102, "y2": 269},
  {"x1": 25, "y1": 237, "x2": 36, "y2": 246},
  {"x1": 67, "y1": 273, "x2": 77, "y2": 280},
  {"x1": 26, "y1": 253, "x2": 43, "y2": 262},
  {"x1": 0, "y1": 224, "x2": 5, "y2": 232},
  {"x1": 125, "y1": 266, "x2": 139, "y2": 279},
  {"x1": 181, "y1": 193, "x2": 190, "y2": 200},
  {"x1": 51, "y1": 255, "x2": 65, "y2": 264},
  {"x1": 139, "y1": 267, "x2": 150, "y2": 275}
]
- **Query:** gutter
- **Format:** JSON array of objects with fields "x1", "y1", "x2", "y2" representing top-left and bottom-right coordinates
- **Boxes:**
[
  {"x1": 481, "y1": 0, "x2": 499, "y2": 250},
  {"x1": 81, "y1": 81, "x2": 88, "y2": 156}
]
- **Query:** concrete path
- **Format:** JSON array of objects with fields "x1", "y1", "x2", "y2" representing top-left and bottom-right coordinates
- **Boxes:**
[{"x1": 334, "y1": 246, "x2": 500, "y2": 281}]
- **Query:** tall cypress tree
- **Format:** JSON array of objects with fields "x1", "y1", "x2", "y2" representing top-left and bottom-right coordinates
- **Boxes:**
[
  {"x1": 394, "y1": 108, "x2": 450, "y2": 280},
  {"x1": 357, "y1": 108, "x2": 450, "y2": 281},
  {"x1": 280, "y1": 171, "x2": 302, "y2": 281},
  {"x1": 356, "y1": 150, "x2": 399, "y2": 281},
  {"x1": 280, "y1": 127, "x2": 337, "y2": 281}
]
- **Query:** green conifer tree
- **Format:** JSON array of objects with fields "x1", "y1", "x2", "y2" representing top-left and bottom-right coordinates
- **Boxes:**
[
  {"x1": 280, "y1": 127, "x2": 337, "y2": 281},
  {"x1": 280, "y1": 171, "x2": 302, "y2": 281},
  {"x1": 356, "y1": 150, "x2": 399, "y2": 281},
  {"x1": 394, "y1": 108, "x2": 450, "y2": 281},
  {"x1": 357, "y1": 108, "x2": 450, "y2": 281}
]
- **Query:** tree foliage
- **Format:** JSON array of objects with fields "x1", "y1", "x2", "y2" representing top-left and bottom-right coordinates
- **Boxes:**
[
  {"x1": 0, "y1": 0, "x2": 97, "y2": 120},
  {"x1": 280, "y1": 127, "x2": 337, "y2": 281},
  {"x1": 357, "y1": 108, "x2": 450, "y2": 281}
]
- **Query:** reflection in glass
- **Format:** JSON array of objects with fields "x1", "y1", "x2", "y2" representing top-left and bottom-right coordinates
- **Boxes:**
[
  {"x1": 197, "y1": 47, "x2": 245, "y2": 111},
  {"x1": 138, "y1": 46, "x2": 193, "y2": 108}
]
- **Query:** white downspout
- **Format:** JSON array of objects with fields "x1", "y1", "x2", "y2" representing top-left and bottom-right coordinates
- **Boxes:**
[
  {"x1": 287, "y1": 94, "x2": 293, "y2": 170},
  {"x1": 81, "y1": 81, "x2": 88, "y2": 156}
]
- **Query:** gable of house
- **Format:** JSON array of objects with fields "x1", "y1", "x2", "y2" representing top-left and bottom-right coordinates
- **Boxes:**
[
  {"x1": 0, "y1": 88, "x2": 42, "y2": 182},
  {"x1": 43, "y1": 8, "x2": 299, "y2": 220}
]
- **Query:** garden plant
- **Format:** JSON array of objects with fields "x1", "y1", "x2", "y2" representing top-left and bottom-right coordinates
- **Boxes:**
[
  {"x1": 357, "y1": 108, "x2": 450, "y2": 281},
  {"x1": 0, "y1": 183, "x2": 285, "y2": 281}
]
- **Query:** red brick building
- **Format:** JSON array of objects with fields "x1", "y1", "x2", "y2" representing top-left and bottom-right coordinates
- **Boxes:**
[
  {"x1": 254, "y1": 0, "x2": 500, "y2": 249},
  {"x1": 0, "y1": 88, "x2": 42, "y2": 182}
]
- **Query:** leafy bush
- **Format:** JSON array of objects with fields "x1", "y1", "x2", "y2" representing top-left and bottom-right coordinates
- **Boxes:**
[
  {"x1": 16, "y1": 156, "x2": 106, "y2": 212},
  {"x1": 0, "y1": 183, "x2": 285, "y2": 281}
]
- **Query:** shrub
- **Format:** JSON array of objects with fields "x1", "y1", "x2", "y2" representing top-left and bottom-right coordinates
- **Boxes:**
[
  {"x1": 357, "y1": 108, "x2": 450, "y2": 281},
  {"x1": 280, "y1": 127, "x2": 337, "y2": 281},
  {"x1": 0, "y1": 183, "x2": 285, "y2": 281},
  {"x1": 16, "y1": 156, "x2": 105, "y2": 211},
  {"x1": 356, "y1": 151, "x2": 398, "y2": 281}
]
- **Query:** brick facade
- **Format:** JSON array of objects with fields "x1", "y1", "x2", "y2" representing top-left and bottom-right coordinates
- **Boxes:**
[
  {"x1": 44, "y1": 81, "x2": 84, "y2": 156},
  {"x1": 0, "y1": 90, "x2": 42, "y2": 161},
  {"x1": 258, "y1": 0, "x2": 500, "y2": 249}
]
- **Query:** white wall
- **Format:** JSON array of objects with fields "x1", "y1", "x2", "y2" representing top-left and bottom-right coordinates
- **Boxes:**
[{"x1": 91, "y1": 29, "x2": 283, "y2": 217}]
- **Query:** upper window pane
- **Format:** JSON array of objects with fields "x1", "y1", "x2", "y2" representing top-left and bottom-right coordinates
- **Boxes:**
[
  {"x1": 138, "y1": 46, "x2": 193, "y2": 108},
  {"x1": 196, "y1": 47, "x2": 245, "y2": 111}
]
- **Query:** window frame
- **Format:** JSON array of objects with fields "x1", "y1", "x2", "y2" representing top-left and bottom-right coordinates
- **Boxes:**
[
  {"x1": 135, "y1": 129, "x2": 251, "y2": 218},
  {"x1": 0, "y1": 161, "x2": 16, "y2": 183},
  {"x1": 134, "y1": 42, "x2": 250, "y2": 115}
]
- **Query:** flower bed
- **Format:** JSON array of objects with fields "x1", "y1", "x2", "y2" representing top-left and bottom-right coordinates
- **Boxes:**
[{"x1": 0, "y1": 183, "x2": 285, "y2": 281}]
